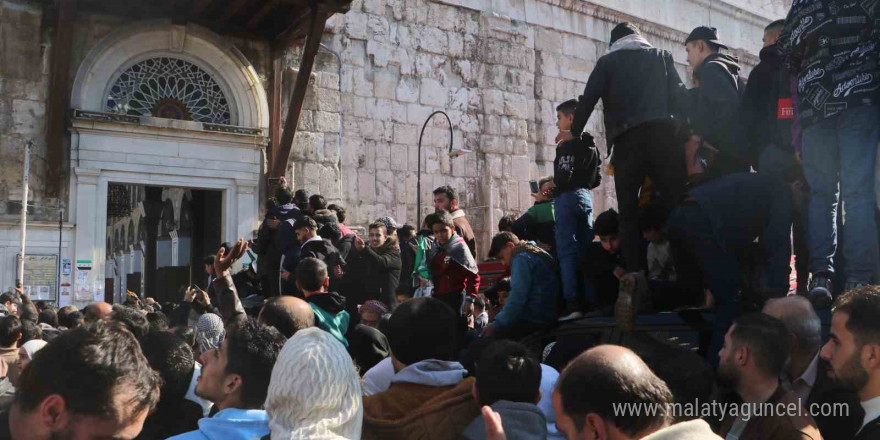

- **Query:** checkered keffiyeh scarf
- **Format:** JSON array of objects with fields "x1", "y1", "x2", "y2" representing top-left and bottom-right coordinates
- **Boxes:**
[{"x1": 195, "y1": 313, "x2": 225, "y2": 354}]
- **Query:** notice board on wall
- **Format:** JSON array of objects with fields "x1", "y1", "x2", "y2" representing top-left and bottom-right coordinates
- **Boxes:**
[{"x1": 17, "y1": 254, "x2": 58, "y2": 301}]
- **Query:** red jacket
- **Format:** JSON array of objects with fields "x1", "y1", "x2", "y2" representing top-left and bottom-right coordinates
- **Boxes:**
[{"x1": 430, "y1": 250, "x2": 480, "y2": 298}]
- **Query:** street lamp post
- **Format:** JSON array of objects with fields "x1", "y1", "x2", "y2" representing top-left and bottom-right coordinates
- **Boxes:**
[{"x1": 416, "y1": 111, "x2": 457, "y2": 228}]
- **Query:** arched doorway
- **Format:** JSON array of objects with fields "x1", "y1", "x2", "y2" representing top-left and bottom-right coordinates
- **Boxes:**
[{"x1": 69, "y1": 22, "x2": 268, "y2": 306}]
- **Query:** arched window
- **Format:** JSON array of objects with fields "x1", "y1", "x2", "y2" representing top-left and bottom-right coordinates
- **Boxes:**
[{"x1": 105, "y1": 57, "x2": 231, "y2": 125}]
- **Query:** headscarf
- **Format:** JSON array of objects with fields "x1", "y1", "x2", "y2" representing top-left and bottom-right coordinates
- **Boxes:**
[
  {"x1": 265, "y1": 328, "x2": 363, "y2": 440},
  {"x1": 21, "y1": 340, "x2": 48, "y2": 360},
  {"x1": 195, "y1": 313, "x2": 225, "y2": 354}
]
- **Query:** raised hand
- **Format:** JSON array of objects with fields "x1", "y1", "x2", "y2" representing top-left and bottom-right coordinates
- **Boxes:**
[
  {"x1": 354, "y1": 235, "x2": 366, "y2": 251},
  {"x1": 214, "y1": 238, "x2": 250, "y2": 277}
]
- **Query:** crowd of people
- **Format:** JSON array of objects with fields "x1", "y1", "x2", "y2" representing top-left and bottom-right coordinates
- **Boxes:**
[{"x1": 1, "y1": 4, "x2": 880, "y2": 440}]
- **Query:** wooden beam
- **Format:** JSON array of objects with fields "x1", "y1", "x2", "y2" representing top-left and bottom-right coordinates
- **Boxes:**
[
  {"x1": 271, "y1": 7, "x2": 327, "y2": 178},
  {"x1": 45, "y1": 0, "x2": 77, "y2": 197},
  {"x1": 268, "y1": 48, "x2": 283, "y2": 170},
  {"x1": 245, "y1": 0, "x2": 279, "y2": 29},
  {"x1": 218, "y1": 0, "x2": 250, "y2": 24},
  {"x1": 272, "y1": 7, "x2": 316, "y2": 51}
]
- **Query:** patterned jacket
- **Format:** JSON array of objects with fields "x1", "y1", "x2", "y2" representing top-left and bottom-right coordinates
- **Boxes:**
[{"x1": 779, "y1": 0, "x2": 879, "y2": 127}]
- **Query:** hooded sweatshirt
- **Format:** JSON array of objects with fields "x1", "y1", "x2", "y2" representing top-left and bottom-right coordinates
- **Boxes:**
[
  {"x1": 553, "y1": 135, "x2": 601, "y2": 194},
  {"x1": 690, "y1": 52, "x2": 747, "y2": 177},
  {"x1": 363, "y1": 360, "x2": 480, "y2": 440},
  {"x1": 306, "y1": 292, "x2": 351, "y2": 347},
  {"x1": 739, "y1": 44, "x2": 794, "y2": 166},
  {"x1": 166, "y1": 408, "x2": 269, "y2": 440},
  {"x1": 458, "y1": 400, "x2": 547, "y2": 440}
]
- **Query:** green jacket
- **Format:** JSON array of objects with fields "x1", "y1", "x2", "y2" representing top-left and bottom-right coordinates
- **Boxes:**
[
  {"x1": 306, "y1": 292, "x2": 350, "y2": 347},
  {"x1": 511, "y1": 201, "x2": 556, "y2": 252}
]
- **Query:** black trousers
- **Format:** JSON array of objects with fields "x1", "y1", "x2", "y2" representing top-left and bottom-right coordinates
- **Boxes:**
[{"x1": 612, "y1": 120, "x2": 687, "y2": 272}]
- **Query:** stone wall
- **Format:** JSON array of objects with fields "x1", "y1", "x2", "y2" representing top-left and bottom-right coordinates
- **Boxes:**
[
  {"x1": 287, "y1": 0, "x2": 786, "y2": 258},
  {"x1": 0, "y1": 1, "x2": 52, "y2": 221}
]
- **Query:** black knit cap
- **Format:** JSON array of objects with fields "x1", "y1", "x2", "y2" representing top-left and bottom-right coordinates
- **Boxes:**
[{"x1": 609, "y1": 22, "x2": 640, "y2": 45}]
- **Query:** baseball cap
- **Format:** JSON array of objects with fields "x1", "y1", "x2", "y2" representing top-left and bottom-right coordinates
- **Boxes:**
[{"x1": 685, "y1": 26, "x2": 728, "y2": 49}]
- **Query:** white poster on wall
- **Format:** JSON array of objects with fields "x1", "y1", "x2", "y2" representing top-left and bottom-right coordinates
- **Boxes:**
[
  {"x1": 170, "y1": 231, "x2": 179, "y2": 267},
  {"x1": 59, "y1": 285, "x2": 72, "y2": 307}
]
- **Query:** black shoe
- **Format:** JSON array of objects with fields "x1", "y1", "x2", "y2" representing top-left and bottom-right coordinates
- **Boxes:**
[{"x1": 809, "y1": 274, "x2": 833, "y2": 309}]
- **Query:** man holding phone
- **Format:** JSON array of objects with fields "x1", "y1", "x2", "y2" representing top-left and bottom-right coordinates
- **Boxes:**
[{"x1": 511, "y1": 176, "x2": 557, "y2": 256}]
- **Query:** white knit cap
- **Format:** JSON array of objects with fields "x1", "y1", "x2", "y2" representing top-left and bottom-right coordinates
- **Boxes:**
[{"x1": 265, "y1": 327, "x2": 363, "y2": 440}]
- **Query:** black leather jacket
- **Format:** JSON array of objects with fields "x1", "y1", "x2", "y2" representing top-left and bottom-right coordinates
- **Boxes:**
[{"x1": 571, "y1": 46, "x2": 687, "y2": 146}]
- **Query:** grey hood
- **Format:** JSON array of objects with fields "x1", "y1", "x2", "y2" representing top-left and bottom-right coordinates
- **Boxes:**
[
  {"x1": 459, "y1": 400, "x2": 548, "y2": 440},
  {"x1": 390, "y1": 359, "x2": 467, "y2": 387},
  {"x1": 609, "y1": 34, "x2": 653, "y2": 53}
]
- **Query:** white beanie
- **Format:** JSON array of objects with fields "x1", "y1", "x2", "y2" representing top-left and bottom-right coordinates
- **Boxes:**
[{"x1": 265, "y1": 327, "x2": 363, "y2": 440}]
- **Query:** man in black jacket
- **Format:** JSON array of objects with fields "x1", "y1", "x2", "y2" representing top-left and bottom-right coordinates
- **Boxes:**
[
  {"x1": 346, "y1": 222, "x2": 402, "y2": 311},
  {"x1": 252, "y1": 185, "x2": 302, "y2": 297},
  {"x1": 820, "y1": 286, "x2": 880, "y2": 440},
  {"x1": 281, "y1": 216, "x2": 345, "y2": 297},
  {"x1": 740, "y1": 19, "x2": 810, "y2": 295},
  {"x1": 685, "y1": 25, "x2": 748, "y2": 178},
  {"x1": 566, "y1": 22, "x2": 688, "y2": 277}
]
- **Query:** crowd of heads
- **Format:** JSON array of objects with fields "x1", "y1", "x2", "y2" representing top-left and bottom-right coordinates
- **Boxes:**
[{"x1": 0, "y1": 255, "x2": 878, "y2": 440}]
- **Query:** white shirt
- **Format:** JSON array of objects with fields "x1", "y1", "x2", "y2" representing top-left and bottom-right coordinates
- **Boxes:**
[
  {"x1": 793, "y1": 353, "x2": 820, "y2": 403},
  {"x1": 860, "y1": 395, "x2": 880, "y2": 431}
]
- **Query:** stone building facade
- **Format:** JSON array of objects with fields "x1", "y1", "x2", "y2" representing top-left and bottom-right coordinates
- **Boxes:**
[
  {"x1": 288, "y1": 0, "x2": 788, "y2": 253},
  {"x1": 0, "y1": 0, "x2": 787, "y2": 304}
]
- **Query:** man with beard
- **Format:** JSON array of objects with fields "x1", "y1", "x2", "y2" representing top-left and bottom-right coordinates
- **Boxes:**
[
  {"x1": 432, "y1": 185, "x2": 477, "y2": 258},
  {"x1": 717, "y1": 313, "x2": 821, "y2": 440},
  {"x1": 820, "y1": 286, "x2": 880, "y2": 440},
  {"x1": 0, "y1": 321, "x2": 161, "y2": 440},
  {"x1": 764, "y1": 296, "x2": 862, "y2": 440}
]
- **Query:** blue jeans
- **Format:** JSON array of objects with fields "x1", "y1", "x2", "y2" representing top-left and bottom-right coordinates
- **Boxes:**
[
  {"x1": 554, "y1": 189, "x2": 594, "y2": 305},
  {"x1": 668, "y1": 204, "x2": 740, "y2": 367},
  {"x1": 802, "y1": 105, "x2": 880, "y2": 284}
]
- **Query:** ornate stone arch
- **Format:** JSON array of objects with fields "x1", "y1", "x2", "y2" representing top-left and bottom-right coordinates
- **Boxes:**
[{"x1": 71, "y1": 21, "x2": 269, "y2": 130}]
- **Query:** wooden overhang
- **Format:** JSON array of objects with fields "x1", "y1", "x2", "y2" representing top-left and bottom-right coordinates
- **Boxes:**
[{"x1": 43, "y1": 0, "x2": 351, "y2": 195}]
